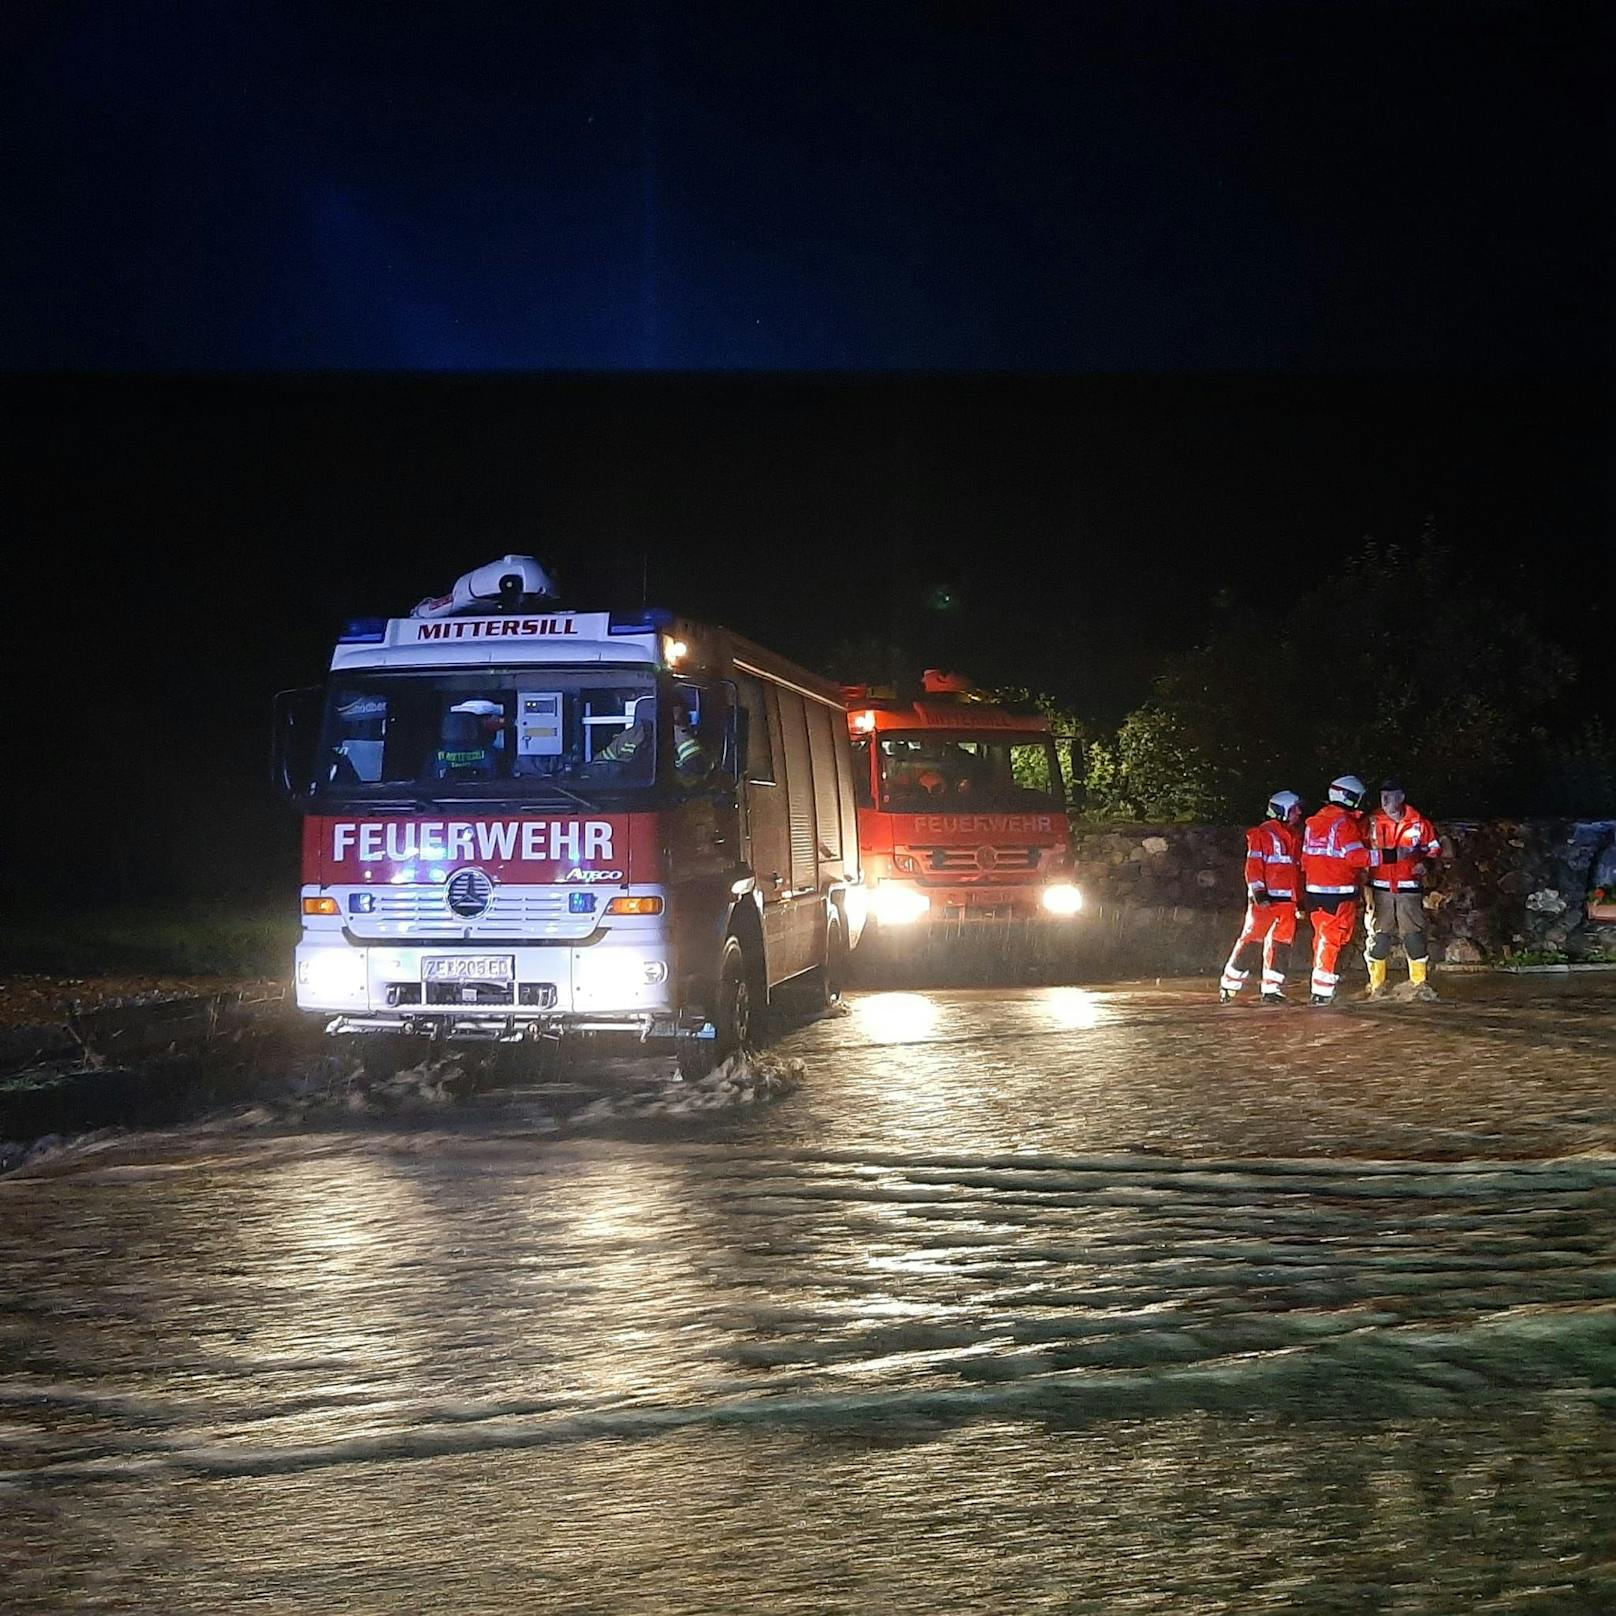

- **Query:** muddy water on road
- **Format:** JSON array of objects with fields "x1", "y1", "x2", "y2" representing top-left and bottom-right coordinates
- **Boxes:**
[{"x1": 3, "y1": 982, "x2": 1615, "y2": 1613}]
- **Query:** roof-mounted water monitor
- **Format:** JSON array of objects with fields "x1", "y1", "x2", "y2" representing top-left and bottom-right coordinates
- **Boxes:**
[{"x1": 411, "y1": 555, "x2": 560, "y2": 620}]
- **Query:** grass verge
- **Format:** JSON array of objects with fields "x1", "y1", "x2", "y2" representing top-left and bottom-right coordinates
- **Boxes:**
[{"x1": 0, "y1": 908, "x2": 297, "y2": 979}]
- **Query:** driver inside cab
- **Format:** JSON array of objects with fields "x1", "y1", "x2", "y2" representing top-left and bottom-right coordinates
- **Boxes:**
[{"x1": 670, "y1": 692, "x2": 714, "y2": 783}]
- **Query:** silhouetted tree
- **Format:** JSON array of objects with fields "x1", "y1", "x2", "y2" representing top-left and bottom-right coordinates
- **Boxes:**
[{"x1": 1087, "y1": 530, "x2": 1575, "y2": 819}]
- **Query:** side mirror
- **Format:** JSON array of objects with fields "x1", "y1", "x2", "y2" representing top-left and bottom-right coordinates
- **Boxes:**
[{"x1": 272, "y1": 686, "x2": 324, "y2": 802}]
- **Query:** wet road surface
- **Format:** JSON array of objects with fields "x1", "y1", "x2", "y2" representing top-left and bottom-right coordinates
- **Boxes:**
[{"x1": 4, "y1": 978, "x2": 1616, "y2": 1612}]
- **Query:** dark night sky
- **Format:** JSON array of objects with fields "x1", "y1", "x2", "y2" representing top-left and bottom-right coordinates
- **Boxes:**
[
  {"x1": 4, "y1": 3, "x2": 1612, "y2": 901},
  {"x1": 6, "y1": 0, "x2": 1611, "y2": 372}
]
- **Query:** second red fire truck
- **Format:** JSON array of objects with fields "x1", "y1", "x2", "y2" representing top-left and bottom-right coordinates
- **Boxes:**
[{"x1": 845, "y1": 672, "x2": 1082, "y2": 927}]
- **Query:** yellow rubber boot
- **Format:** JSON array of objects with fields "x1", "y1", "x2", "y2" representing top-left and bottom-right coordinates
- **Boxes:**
[
  {"x1": 1408, "y1": 957, "x2": 1428, "y2": 986},
  {"x1": 1366, "y1": 956, "x2": 1388, "y2": 996}
]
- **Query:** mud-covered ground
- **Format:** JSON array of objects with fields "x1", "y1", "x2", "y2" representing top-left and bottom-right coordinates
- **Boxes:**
[
  {"x1": 3, "y1": 976, "x2": 1615, "y2": 1614},
  {"x1": 0, "y1": 975, "x2": 282, "y2": 1037}
]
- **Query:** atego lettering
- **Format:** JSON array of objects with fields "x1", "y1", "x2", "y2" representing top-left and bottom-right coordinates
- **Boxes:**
[{"x1": 331, "y1": 820, "x2": 614, "y2": 863}]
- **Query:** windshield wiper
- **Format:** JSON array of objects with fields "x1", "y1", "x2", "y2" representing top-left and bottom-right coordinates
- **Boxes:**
[
  {"x1": 321, "y1": 795, "x2": 450, "y2": 814},
  {"x1": 518, "y1": 780, "x2": 602, "y2": 813}
]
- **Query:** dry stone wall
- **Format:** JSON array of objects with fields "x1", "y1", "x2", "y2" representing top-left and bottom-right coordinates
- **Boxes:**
[{"x1": 1066, "y1": 818, "x2": 1616, "y2": 976}]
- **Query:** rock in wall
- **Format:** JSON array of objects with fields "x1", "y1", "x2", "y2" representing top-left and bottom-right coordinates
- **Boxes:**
[{"x1": 1066, "y1": 818, "x2": 1616, "y2": 973}]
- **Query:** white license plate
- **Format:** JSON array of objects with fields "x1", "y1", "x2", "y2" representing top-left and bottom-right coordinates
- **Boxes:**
[{"x1": 422, "y1": 955, "x2": 515, "y2": 982}]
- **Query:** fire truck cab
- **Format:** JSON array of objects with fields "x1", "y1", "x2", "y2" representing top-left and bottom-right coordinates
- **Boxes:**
[
  {"x1": 275, "y1": 557, "x2": 864, "y2": 1076},
  {"x1": 846, "y1": 672, "x2": 1082, "y2": 927}
]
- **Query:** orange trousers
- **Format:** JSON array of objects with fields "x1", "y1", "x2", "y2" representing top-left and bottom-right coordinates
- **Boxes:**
[
  {"x1": 1307, "y1": 896, "x2": 1359, "y2": 1000},
  {"x1": 1220, "y1": 901, "x2": 1298, "y2": 995}
]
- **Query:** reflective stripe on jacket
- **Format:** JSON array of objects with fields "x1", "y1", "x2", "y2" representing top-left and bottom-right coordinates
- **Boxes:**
[
  {"x1": 1244, "y1": 822, "x2": 1303, "y2": 900},
  {"x1": 1369, "y1": 805, "x2": 1440, "y2": 890},
  {"x1": 1301, "y1": 804, "x2": 1370, "y2": 894}
]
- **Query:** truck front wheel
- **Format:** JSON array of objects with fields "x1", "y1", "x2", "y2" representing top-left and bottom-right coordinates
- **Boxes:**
[
  {"x1": 806, "y1": 913, "x2": 847, "y2": 1010},
  {"x1": 677, "y1": 933, "x2": 755, "y2": 1080}
]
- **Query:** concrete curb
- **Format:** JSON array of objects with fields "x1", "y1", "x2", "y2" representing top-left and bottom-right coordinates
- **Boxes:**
[{"x1": 1493, "y1": 962, "x2": 1616, "y2": 976}]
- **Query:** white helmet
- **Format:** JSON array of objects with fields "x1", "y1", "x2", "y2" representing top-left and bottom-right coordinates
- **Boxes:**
[
  {"x1": 1328, "y1": 775, "x2": 1367, "y2": 810},
  {"x1": 1265, "y1": 789, "x2": 1301, "y2": 822}
]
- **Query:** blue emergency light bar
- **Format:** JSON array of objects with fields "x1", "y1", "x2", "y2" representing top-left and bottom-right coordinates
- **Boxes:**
[
  {"x1": 607, "y1": 608, "x2": 673, "y2": 636},
  {"x1": 339, "y1": 616, "x2": 388, "y2": 644}
]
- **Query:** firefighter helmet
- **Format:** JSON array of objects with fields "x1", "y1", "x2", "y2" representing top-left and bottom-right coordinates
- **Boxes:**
[
  {"x1": 1328, "y1": 775, "x2": 1368, "y2": 809},
  {"x1": 1265, "y1": 789, "x2": 1302, "y2": 823}
]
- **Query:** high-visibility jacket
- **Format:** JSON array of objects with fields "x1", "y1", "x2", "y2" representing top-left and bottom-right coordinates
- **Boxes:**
[
  {"x1": 1242, "y1": 821, "x2": 1303, "y2": 901},
  {"x1": 599, "y1": 723, "x2": 650, "y2": 762},
  {"x1": 674, "y1": 729, "x2": 709, "y2": 775},
  {"x1": 1301, "y1": 804, "x2": 1371, "y2": 895},
  {"x1": 1368, "y1": 804, "x2": 1441, "y2": 891}
]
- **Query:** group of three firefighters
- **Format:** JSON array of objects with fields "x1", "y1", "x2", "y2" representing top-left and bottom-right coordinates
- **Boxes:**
[{"x1": 1219, "y1": 775, "x2": 1443, "y2": 1006}]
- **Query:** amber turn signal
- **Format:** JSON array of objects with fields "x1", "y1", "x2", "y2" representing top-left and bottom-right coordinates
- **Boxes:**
[
  {"x1": 302, "y1": 896, "x2": 341, "y2": 916},
  {"x1": 605, "y1": 896, "x2": 664, "y2": 916}
]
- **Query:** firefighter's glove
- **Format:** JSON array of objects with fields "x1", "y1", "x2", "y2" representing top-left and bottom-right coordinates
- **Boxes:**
[{"x1": 1247, "y1": 883, "x2": 1267, "y2": 903}]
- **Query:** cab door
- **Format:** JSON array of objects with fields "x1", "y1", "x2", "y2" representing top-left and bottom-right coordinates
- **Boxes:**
[{"x1": 664, "y1": 680, "x2": 742, "y2": 1002}]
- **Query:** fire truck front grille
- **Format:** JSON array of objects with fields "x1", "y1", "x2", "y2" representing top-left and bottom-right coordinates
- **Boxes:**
[
  {"x1": 348, "y1": 887, "x2": 597, "y2": 940},
  {"x1": 425, "y1": 978, "x2": 516, "y2": 1007},
  {"x1": 920, "y1": 846, "x2": 1043, "y2": 875}
]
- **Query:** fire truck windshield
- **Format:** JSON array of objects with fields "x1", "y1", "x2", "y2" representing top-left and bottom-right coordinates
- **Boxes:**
[
  {"x1": 872, "y1": 733, "x2": 1065, "y2": 812},
  {"x1": 312, "y1": 670, "x2": 660, "y2": 803}
]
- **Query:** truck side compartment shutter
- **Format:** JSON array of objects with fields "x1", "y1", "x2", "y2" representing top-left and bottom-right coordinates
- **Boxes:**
[
  {"x1": 834, "y1": 715, "x2": 859, "y2": 880},
  {"x1": 777, "y1": 689, "x2": 818, "y2": 892},
  {"x1": 806, "y1": 699, "x2": 842, "y2": 866}
]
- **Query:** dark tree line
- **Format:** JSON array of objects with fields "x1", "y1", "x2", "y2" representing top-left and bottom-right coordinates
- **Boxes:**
[{"x1": 837, "y1": 531, "x2": 1613, "y2": 822}]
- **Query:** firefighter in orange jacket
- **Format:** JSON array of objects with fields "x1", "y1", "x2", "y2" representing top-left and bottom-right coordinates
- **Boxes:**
[
  {"x1": 1219, "y1": 790, "x2": 1304, "y2": 1004},
  {"x1": 1365, "y1": 777, "x2": 1443, "y2": 999},
  {"x1": 1301, "y1": 775, "x2": 1372, "y2": 1004}
]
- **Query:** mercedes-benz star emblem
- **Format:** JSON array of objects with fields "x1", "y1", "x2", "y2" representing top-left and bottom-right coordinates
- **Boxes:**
[{"x1": 446, "y1": 867, "x2": 494, "y2": 918}]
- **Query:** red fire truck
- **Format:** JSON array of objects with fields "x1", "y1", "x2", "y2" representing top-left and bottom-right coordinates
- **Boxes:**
[
  {"x1": 274, "y1": 556, "x2": 864, "y2": 1076},
  {"x1": 845, "y1": 672, "x2": 1082, "y2": 927}
]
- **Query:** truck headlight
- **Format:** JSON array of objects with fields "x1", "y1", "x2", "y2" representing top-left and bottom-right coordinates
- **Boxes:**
[
  {"x1": 870, "y1": 884, "x2": 931, "y2": 926},
  {"x1": 296, "y1": 948, "x2": 367, "y2": 1002},
  {"x1": 1041, "y1": 882, "x2": 1084, "y2": 916},
  {"x1": 579, "y1": 953, "x2": 667, "y2": 996}
]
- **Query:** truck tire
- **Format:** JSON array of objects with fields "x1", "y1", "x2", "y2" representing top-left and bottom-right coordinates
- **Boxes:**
[
  {"x1": 806, "y1": 914, "x2": 847, "y2": 1010},
  {"x1": 677, "y1": 933, "x2": 755, "y2": 1081}
]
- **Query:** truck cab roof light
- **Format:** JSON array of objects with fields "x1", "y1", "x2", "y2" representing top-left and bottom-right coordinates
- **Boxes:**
[
  {"x1": 608, "y1": 608, "x2": 673, "y2": 635},
  {"x1": 338, "y1": 617, "x2": 388, "y2": 644}
]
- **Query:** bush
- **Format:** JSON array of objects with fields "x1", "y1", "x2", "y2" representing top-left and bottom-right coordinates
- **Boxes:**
[
  {"x1": 1083, "y1": 705, "x2": 1225, "y2": 820},
  {"x1": 1534, "y1": 721, "x2": 1616, "y2": 817}
]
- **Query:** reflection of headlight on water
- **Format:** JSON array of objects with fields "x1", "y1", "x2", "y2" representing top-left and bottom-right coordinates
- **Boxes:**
[
  {"x1": 1041, "y1": 882, "x2": 1084, "y2": 916},
  {"x1": 853, "y1": 991, "x2": 939, "y2": 1042},
  {"x1": 869, "y1": 884, "x2": 931, "y2": 926},
  {"x1": 1041, "y1": 986, "x2": 1101, "y2": 1029}
]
